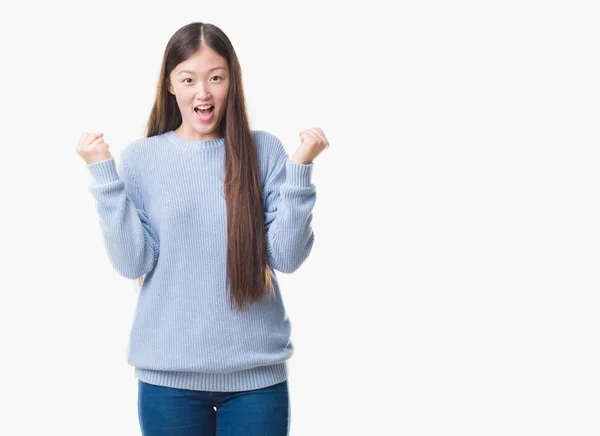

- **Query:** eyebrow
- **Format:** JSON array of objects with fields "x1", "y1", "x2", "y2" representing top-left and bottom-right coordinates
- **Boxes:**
[{"x1": 176, "y1": 67, "x2": 227, "y2": 75}]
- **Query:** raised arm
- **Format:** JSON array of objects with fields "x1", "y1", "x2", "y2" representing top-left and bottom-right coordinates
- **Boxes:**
[
  {"x1": 87, "y1": 153, "x2": 160, "y2": 279},
  {"x1": 263, "y1": 137, "x2": 316, "y2": 273}
]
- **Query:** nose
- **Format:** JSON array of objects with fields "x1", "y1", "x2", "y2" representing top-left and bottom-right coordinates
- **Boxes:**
[{"x1": 195, "y1": 82, "x2": 211, "y2": 100}]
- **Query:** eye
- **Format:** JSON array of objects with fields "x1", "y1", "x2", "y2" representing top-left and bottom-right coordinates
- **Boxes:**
[
  {"x1": 212, "y1": 76, "x2": 222, "y2": 81},
  {"x1": 183, "y1": 78, "x2": 193, "y2": 84}
]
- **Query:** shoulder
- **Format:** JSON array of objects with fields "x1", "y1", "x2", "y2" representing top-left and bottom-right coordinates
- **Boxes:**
[
  {"x1": 120, "y1": 132, "x2": 168, "y2": 164},
  {"x1": 251, "y1": 130, "x2": 290, "y2": 185},
  {"x1": 252, "y1": 129, "x2": 288, "y2": 164}
]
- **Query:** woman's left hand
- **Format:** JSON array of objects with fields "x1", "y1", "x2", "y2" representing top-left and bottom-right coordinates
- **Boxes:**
[{"x1": 291, "y1": 127, "x2": 329, "y2": 164}]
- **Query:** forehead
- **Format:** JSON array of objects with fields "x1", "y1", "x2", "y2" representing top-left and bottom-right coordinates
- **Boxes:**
[{"x1": 174, "y1": 48, "x2": 228, "y2": 75}]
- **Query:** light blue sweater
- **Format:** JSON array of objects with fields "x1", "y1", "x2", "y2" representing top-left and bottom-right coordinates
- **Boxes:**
[{"x1": 86, "y1": 129, "x2": 316, "y2": 392}]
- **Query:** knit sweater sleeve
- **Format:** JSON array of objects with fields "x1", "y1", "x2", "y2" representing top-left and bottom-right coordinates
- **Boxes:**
[
  {"x1": 86, "y1": 152, "x2": 160, "y2": 279},
  {"x1": 263, "y1": 136, "x2": 316, "y2": 273}
]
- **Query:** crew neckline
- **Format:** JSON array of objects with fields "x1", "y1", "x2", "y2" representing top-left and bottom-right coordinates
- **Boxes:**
[{"x1": 165, "y1": 130, "x2": 225, "y2": 149}]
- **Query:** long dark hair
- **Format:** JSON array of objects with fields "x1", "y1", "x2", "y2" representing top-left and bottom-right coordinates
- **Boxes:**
[{"x1": 136, "y1": 22, "x2": 275, "y2": 313}]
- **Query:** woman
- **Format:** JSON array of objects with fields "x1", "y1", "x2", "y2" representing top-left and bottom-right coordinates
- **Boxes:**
[{"x1": 76, "y1": 21, "x2": 328, "y2": 435}]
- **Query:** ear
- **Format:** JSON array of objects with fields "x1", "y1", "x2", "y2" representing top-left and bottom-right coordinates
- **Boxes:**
[{"x1": 167, "y1": 81, "x2": 174, "y2": 95}]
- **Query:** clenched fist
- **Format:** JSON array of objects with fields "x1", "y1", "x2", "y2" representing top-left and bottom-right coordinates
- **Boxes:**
[
  {"x1": 292, "y1": 127, "x2": 329, "y2": 165},
  {"x1": 76, "y1": 132, "x2": 113, "y2": 165}
]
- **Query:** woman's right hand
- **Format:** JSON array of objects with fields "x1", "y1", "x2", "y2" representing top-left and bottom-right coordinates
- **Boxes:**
[{"x1": 76, "y1": 132, "x2": 113, "y2": 165}]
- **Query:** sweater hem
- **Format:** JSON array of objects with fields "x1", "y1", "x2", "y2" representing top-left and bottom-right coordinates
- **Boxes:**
[{"x1": 134, "y1": 361, "x2": 288, "y2": 392}]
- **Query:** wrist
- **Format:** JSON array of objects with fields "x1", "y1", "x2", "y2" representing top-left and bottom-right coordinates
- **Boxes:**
[
  {"x1": 87, "y1": 154, "x2": 113, "y2": 165},
  {"x1": 291, "y1": 154, "x2": 312, "y2": 165}
]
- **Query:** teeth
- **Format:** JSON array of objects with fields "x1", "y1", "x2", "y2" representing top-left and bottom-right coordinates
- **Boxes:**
[{"x1": 196, "y1": 105, "x2": 213, "y2": 110}]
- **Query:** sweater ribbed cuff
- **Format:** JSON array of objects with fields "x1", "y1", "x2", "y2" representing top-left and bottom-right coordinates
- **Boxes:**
[
  {"x1": 87, "y1": 157, "x2": 119, "y2": 184},
  {"x1": 134, "y1": 361, "x2": 288, "y2": 392},
  {"x1": 286, "y1": 160, "x2": 313, "y2": 186}
]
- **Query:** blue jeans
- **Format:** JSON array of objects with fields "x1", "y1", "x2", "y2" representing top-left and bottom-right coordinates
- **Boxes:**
[{"x1": 137, "y1": 379, "x2": 290, "y2": 435}]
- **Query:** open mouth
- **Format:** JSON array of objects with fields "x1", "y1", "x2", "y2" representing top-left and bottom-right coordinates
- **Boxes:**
[{"x1": 194, "y1": 106, "x2": 215, "y2": 121}]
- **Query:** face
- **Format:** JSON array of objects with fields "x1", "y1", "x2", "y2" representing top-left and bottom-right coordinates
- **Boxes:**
[{"x1": 168, "y1": 46, "x2": 230, "y2": 140}]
